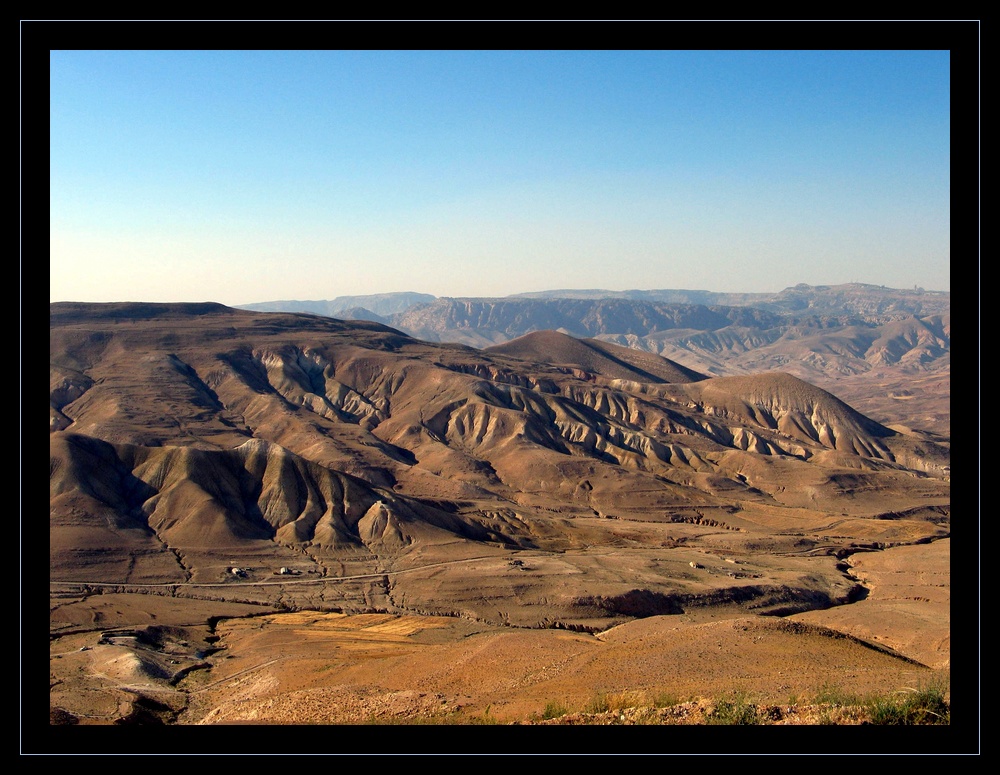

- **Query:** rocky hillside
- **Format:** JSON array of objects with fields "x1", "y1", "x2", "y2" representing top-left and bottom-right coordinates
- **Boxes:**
[
  {"x1": 236, "y1": 285, "x2": 950, "y2": 437},
  {"x1": 50, "y1": 302, "x2": 950, "y2": 628}
]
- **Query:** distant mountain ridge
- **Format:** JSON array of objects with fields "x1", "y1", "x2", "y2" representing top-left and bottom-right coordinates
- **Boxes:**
[
  {"x1": 237, "y1": 292, "x2": 435, "y2": 318},
  {"x1": 508, "y1": 283, "x2": 949, "y2": 321},
  {"x1": 234, "y1": 284, "x2": 950, "y2": 435},
  {"x1": 389, "y1": 297, "x2": 790, "y2": 346},
  {"x1": 237, "y1": 283, "x2": 949, "y2": 324}
]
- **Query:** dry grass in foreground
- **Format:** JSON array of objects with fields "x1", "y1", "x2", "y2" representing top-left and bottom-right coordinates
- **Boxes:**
[{"x1": 347, "y1": 682, "x2": 951, "y2": 726}]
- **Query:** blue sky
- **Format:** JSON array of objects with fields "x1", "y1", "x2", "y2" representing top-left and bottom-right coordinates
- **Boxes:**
[{"x1": 48, "y1": 48, "x2": 952, "y2": 305}]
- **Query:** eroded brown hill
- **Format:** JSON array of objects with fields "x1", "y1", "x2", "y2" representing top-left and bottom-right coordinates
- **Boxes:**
[
  {"x1": 352, "y1": 286, "x2": 950, "y2": 436},
  {"x1": 48, "y1": 302, "x2": 951, "y2": 728},
  {"x1": 51, "y1": 302, "x2": 948, "y2": 617},
  {"x1": 486, "y1": 329, "x2": 707, "y2": 384}
]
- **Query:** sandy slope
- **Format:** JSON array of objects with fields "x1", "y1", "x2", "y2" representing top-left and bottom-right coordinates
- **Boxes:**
[{"x1": 48, "y1": 535, "x2": 950, "y2": 728}]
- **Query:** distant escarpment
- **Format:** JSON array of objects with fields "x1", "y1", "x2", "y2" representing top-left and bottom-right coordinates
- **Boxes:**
[
  {"x1": 371, "y1": 285, "x2": 949, "y2": 437},
  {"x1": 237, "y1": 292, "x2": 435, "y2": 318},
  {"x1": 239, "y1": 286, "x2": 950, "y2": 437},
  {"x1": 389, "y1": 297, "x2": 787, "y2": 348},
  {"x1": 383, "y1": 291, "x2": 949, "y2": 382},
  {"x1": 507, "y1": 283, "x2": 949, "y2": 322}
]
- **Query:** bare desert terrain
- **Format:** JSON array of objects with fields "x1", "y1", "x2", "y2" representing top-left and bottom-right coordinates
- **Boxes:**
[
  {"x1": 44, "y1": 298, "x2": 962, "y2": 751},
  {"x1": 47, "y1": 536, "x2": 951, "y2": 728}
]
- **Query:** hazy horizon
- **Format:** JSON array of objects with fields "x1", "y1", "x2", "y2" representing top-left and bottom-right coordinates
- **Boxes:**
[{"x1": 48, "y1": 44, "x2": 953, "y2": 306}]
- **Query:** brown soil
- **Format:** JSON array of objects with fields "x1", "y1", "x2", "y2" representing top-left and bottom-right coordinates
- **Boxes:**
[
  {"x1": 45, "y1": 303, "x2": 960, "y2": 750},
  {"x1": 48, "y1": 538, "x2": 951, "y2": 731}
]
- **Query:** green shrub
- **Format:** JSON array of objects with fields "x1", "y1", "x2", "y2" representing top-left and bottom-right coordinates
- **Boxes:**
[
  {"x1": 651, "y1": 690, "x2": 683, "y2": 709},
  {"x1": 584, "y1": 692, "x2": 611, "y2": 714},
  {"x1": 812, "y1": 682, "x2": 861, "y2": 707},
  {"x1": 865, "y1": 683, "x2": 950, "y2": 725},
  {"x1": 541, "y1": 700, "x2": 570, "y2": 720},
  {"x1": 707, "y1": 691, "x2": 764, "y2": 725},
  {"x1": 584, "y1": 690, "x2": 646, "y2": 714}
]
